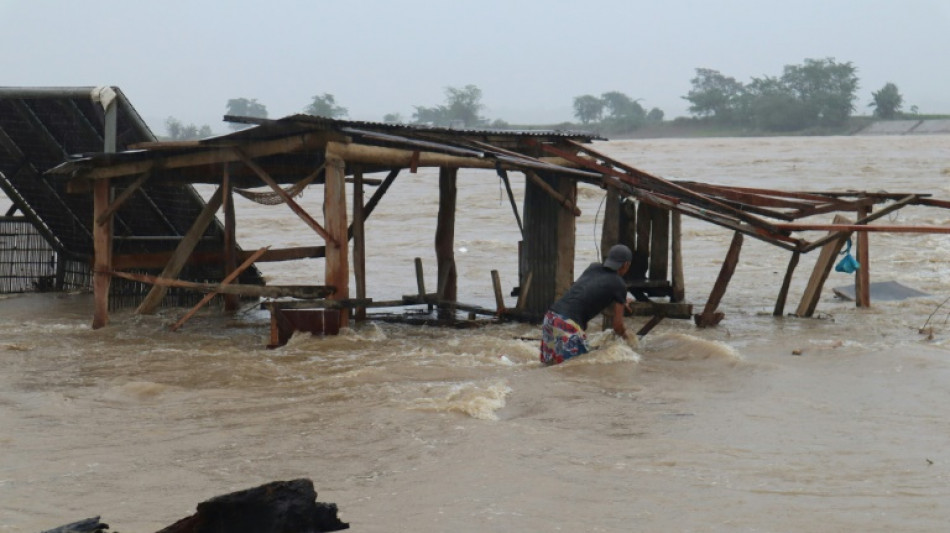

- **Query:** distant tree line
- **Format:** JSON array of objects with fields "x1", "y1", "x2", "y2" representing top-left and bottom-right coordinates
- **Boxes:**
[
  {"x1": 681, "y1": 57, "x2": 909, "y2": 132},
  {"x1": 163, "y1": 59, "x2": 917, "y2": 139}
]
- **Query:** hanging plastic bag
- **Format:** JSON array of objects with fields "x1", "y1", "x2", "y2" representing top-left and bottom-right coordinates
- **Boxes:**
[{"x1": 835, "y1": 238, "x2": 860, "y2": 273}]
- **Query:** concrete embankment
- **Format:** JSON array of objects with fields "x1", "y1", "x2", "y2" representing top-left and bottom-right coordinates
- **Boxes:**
[{"x1": 855, "y1": 119, "x2": 950, "y2": 135}]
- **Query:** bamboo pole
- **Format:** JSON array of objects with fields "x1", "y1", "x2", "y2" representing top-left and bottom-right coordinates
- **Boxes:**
[
  {"x1": 436, "y1": 167, "x2": 458, "y2": 320},
  {"x1": 353, "y1": 169, "x2": 367, "y2": 322},
  {"x1": 671, "y1": 211, "x2": 685, "y2": 302}
]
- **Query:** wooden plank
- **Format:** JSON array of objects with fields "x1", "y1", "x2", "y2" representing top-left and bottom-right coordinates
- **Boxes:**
[
  {"x1": 628, "y1": 302, "x2": 693, "y2": 318},
  {"x1": 170, "y1": 247, "x2": 269, "y2": 331},
  {"x1": 780, "y1": 223, "x2": 950, "y2": 234},
  {"x1": 649, "y1": 207, "x2": 669, "y2": 281},
  {"x1": 795, "y1": 215, "x2": 852, "y2": 318},
  {"x1": 353, "y1": 170, "x2": 367, "y2": 322},
  {"x1": 92, "y1": 180, "x2": 112, "y2": 329},
  {"x1": 235, "y1": 149, "x2": 334, "y2": 244},
  {"x1": 555, "y1": 176, "x2": 577, "y2": 297},
  {"x1": 671, "y1": 211, "x2": 685, "y2": 302},
  {"x1": 136, "y1": 186, "x2": 224, "y2": 315},
  {"x1": 773, "y1": 251, "x2": 800, "y2": 316},
  {"x1": 856, "y1": 205, "x2": 871, "y2": 307},
  {"x1": 695, "y1": 231, "x2": 744, "y2": 328},
  {"x1": 600, "y1": 189, "x2": 620, "y2": 262},
  {"x1": 636, "y1": 201, "x2": 652, "y2": 271},
  {"x1": 436, "y1": 167, "x2": 458, "y2": 319},
  {"x1": 324, "y1": 148, "x2": 350, "y2": 329},
  {"x1": 110, "y1": 270, "x2": 333, "y2": 299}
]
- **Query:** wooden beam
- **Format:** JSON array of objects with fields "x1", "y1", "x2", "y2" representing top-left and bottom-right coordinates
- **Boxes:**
[
  {"x1": 436, "y1": 167, "x2": 458, "y2": 320},
  {"x1": 600, "y1": 189, "x2": 620, "y2": 262},
  {"x1": 353, "y1": 169, "x2": 367, "y2": 322},
  {"x1": 799, "y1": 195, "x2": 917, "y2": 252},
  {"x1": 695, "y1": 231, "x2": 743, "y2": 328},
  {"x1": 170, "y1": 247, "x2": 269, "y2": 331},
  {"x1": 649, "y1": 206, "x2": 670, "y2": 281},
  {"x1": 110, "y1": 270, "x2": 333, "y2": 299},
  {"x1": 235, "y1": 149, "x2": 335, "y2": 245},
  {"x1": 92, "y1": 180, "x2": 112, "y2": 329},
  {"x1": 112, "y1": 246, "x2": 324, "y2": 270},
  {"x1": 136, "y1": 187, "x2": 224, "y2": 314},
  {"x1": 781, "y1": 223, "x2": 950, "y2": 234},
  {"x1": 491, "y1": 270, "x2": 506, "y2": 314},
  {"x1": 555, "y1": 175, "x2": 577, "y2": 298},
  {"x1": 855, "y1": 205, "x2": 871, "y2": 308},
  {"x1": 83, "y1": 132, "x2": 335, "y2": 180},
  {"x1": 795, "y1": 215, "x2": 851, "y2": 318},
  {"x1": 773, "y1": 251, "x2": 800, "y2": 316},
  {"x1": 324, "y1": 145, "x2": 350, "y2": 329},
  {"x1": 496, "y1": 167, "x2": 524, "y2": 239}
]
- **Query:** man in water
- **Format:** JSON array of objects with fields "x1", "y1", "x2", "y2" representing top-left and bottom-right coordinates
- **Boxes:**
[{"x1": 540, "y1": 244, "x2": 634, "y2": 365}]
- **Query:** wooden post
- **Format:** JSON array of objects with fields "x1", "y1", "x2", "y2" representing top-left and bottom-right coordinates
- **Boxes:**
[
  {"x1": 415, "y1": 257, "x2": 427, "y2": 301},
  {"x1": 137, "y1": 187, "x2": 224, "y2": 314},
  {"x1": 600, "y1": 189, "x2": 620, "y2": 262},
  {"x1": 795, "y1": 215, "x2": 852, "y2": 317},
  {"x1": 520, "y1": 172, "x2": 574, "y2": 318},
  {"x1": 649, "y1": 207, "x2": 670, "y2": 281},
  {"x1": 555, "y1": 176, "x2": 577, "y2": 297},
  {"x1": 222, "y1": 163, "x2": 239, "y2": 312},
  {"x1": 671, "y1": 211, "x2": 685, "y2": 302},
  {"x1": 855, "y1": 205, "x2": 871, "y2": 308},
  {"x1": 491, "y1": 270, "x2": 505, "y2": 314},
  {"x1": 636, "y1": 201, "x2": 652, "y2": 273},
  {"x1": 773, "y1": 251, "x2": 800, "y2": 316},
  {"x1": 324, "y1": 146, "x2": 349, "y2": 329},
  {"x1": 695, "y1": 231, "x2": 743, "y2": 328},
  {"x1": 435, "y1": 167, "x2": 458, "y2": 320},
  {"x1": 353, "y1": 169, "x2": 367, "y2": 322},
  {"x1": 92, "y1": 179, "x2": 112, "y2": 329}
]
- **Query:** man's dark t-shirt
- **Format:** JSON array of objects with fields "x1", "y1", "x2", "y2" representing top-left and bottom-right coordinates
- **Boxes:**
[{"x1": 550, "y1": 262, "x2": 627, "y2": 330}]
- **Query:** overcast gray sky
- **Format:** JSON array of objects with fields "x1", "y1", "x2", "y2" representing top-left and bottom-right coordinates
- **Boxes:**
[{"x1": 3, "y1": 0, "x2": 948, "y2": 133}]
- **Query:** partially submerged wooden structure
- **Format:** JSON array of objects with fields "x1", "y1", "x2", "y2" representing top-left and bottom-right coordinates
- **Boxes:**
[
  {"x1": 8, "y1": 86, "x2": 950, "y2": 339},
  {"x1": 0, "y1": 87, "x2": 263, "y2": 304}
]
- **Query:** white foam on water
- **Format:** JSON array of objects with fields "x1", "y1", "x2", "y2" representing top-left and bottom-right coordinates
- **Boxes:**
[
  {"x1": 404, "y1": 380, "x2": 512, "y2": 421},
  {"x1": 640, "y1": 332, "x2": 744, "y2": 363}
]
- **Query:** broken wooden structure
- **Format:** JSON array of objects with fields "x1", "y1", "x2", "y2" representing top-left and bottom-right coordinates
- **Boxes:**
[{"x1": 7, "y1": 86, "x2": 950, "y2": 342}]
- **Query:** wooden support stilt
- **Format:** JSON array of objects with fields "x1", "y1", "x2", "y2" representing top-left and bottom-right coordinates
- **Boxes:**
[
  {"x1": 95, "y1": 171, "x2": 151, "y2": 226},
  {"x1": 855, "y1": 205, "x2": 871, "y2": 308},
  {"x1": 635, "y1": 201, "x2": 652, "y2": 271},
  {"x1": 637, "y1": 315, "x2": 665, "y2": 336},
  {"x1": 137, "y1": 187, "x2": 224, "y2": 315},
  {"x1": 92, "y1": 179, "x2": 113, "y2": 329},
  {"x1": 795, "y1": 215, "x2": 852, "y2": 318},
  {"x1": 516, "y1": 270, "x2": 533, "y2": 312},
  {"x1": 649, "y1": 207, "x2": 670, "y2": 281},
  {"x1": 671, "y1": 211, "x2": 685, "y2": 302},
  {"x1": 222, "y1": 163, "x2": 239, "y2": 312},
  {"x1": 415, "y1": 257, "x2": 427, "y2": 300},
  {"x1": 600, "y1": 189, "x2": 620, "y2": 262},
  {"x1": 695, "y1": 231, "x2": 744, "y2": 328},
  {"x1": 353, "y1": 170, "x2": 367, "y2": 322},
  {"x1": 555, "y1": 176, "x2": 577, "y2": 297},
  {"x1": 773, "y1": 251, "x2": 800, "y2": 316},
  {"x1": 324, "y1": 147, "x2": 349, "y2": 329},
  {"x1": 436, "y1": 167, "x2": 458, "y2": 320},
  {"x1": 491, "y1": 270, "x2": 505, "y2": 314}
]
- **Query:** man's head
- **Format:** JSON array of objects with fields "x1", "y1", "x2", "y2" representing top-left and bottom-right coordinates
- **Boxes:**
[{"x1": 604, "y1": 244, "x2": 633, "y2": 271}]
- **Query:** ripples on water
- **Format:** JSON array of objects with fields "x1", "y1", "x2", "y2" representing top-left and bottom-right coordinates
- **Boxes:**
[{"x1": 2, "y1": 136, "x2": 950, "y2": 531}]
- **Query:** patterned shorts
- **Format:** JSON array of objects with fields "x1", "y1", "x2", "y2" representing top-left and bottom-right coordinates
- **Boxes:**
[{"x1": 540, "y1": 311, "x2": 588, "y2": 365}]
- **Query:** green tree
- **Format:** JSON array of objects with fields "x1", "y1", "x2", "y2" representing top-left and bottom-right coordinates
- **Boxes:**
[
  {"x1": 573, "y1": 94, "x2": 604, "y2": 124},
  {"x1": 781, "y1": 57, "x2": 858, "y2": 127},
  {"x1": 600, "y1": 91, "x2": 646, "y2": 133},
  {"x1": 869, "y1": 82, "x2": 903, "y2": 119},
  {"x1": 164, "y1": 117, "x2": 213, "y2": 140},
  {"x1": 741, "y1": 76, "x2": 809, "y2": 131},
  {"x1": 646, "y1": 107, "x2": 665, "y2": 123},
  {"x1": 684, "y1": 68, "x2": 745, "y2": 121},
  {"x1": 382, "y1": 112, "x2": 403, "y2": 123},
  {"x1": 412, "y1": 84, "x2": 485, "y2": 127},
  {"x1": 444, "y1": 84, "x2": 484, "y2": 127},
  {"x1": 225, "y1": 98, "x2": 268, "y2": 130},
  {"x1": 305, "y1": 93, "x2": 348, "y2": 118}
]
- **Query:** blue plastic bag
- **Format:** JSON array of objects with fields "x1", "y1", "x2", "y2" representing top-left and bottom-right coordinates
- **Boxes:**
[{"x1": 835, "y1": 238, "x2": 860, "y2": 273}]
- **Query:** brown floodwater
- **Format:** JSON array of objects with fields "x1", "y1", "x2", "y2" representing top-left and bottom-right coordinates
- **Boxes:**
[{"x1": 2, "y1": 134, "x2": 950, "y2": 532}]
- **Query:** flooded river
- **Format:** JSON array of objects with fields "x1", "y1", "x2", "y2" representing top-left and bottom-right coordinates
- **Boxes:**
[{"x1": 2, "y1": 134, "x2": 950, "y2": 531}]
